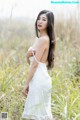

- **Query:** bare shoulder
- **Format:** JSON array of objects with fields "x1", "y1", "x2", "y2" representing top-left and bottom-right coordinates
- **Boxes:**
[{"x1": 38, "y1": 36, "x2": 49, "y2": 44}]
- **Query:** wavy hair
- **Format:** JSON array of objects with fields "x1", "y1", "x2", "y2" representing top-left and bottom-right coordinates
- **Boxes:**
[{"x1": 35, "y1": 10, "x2": 55, "y2": 70}]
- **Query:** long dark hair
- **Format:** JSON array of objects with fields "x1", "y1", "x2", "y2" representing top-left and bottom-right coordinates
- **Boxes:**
[{"x1": 35, "y1": 10, "x2": 55, "y2": 70}]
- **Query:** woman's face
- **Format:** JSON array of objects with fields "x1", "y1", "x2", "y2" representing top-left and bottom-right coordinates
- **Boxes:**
[{"x1": 37, "y1": 14, "x2": 48, "y2": 31}]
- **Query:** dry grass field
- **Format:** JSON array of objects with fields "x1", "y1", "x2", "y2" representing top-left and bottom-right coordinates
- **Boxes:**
[{"x1": 0, "y1": 15, "x2": 80, "y2": 120}]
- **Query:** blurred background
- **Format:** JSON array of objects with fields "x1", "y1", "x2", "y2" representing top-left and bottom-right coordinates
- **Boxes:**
[{"x1": 0, "y1": 0, "x2": 80, "y2": 120}]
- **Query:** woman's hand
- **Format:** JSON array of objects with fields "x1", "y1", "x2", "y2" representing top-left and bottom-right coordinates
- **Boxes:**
[
  {"x1": 23, "y1": 84, "x2": 29, "y2": 97},
  {"x1": 26, "y1": 49, "x2": 36, "y2": 58}
]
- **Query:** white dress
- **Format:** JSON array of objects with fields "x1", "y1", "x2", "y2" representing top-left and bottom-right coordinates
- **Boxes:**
[{"x1": 21, "y1": 47, "x2": 53, "y2": 120}]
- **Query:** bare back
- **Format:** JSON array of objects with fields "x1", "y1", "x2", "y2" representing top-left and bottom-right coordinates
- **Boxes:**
[{"x1": 32, "y1": 36, "x2": 50, "y2": 65}]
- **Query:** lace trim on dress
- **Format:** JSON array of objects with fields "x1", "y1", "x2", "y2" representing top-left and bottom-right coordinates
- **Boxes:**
[{"x1": 22, "y1": 114, "x2": 53, "y2": 120}]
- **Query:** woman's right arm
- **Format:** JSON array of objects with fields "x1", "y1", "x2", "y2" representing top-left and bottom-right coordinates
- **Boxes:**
[
  {"x1": 26, "y1": 47, "x2": 36, "y2": 65},
  {"x1": 26, "y1": 47, "x2": 32, "y2": 65},
  {"x1": 26, "y1": 54, "x2": 30, "y2": 65}
]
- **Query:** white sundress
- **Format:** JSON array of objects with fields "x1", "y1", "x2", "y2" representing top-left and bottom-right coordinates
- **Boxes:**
[{"x1": 21, "y1": 47, "x2": 53, "y2": 120}]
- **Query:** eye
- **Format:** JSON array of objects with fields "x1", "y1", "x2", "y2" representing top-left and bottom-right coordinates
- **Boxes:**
[{"x1": 42, "y1": 19, "x2": 46, "y2": 21}]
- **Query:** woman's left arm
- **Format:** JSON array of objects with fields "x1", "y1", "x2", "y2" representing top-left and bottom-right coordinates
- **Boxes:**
[{"x1": 26, "y1": 37, "x2": 47, "y2": 85}]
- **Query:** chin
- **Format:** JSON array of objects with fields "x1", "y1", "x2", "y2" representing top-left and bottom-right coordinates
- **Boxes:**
[{"x1": 38, "y1": 28, "x2": 45, "y2": 31}]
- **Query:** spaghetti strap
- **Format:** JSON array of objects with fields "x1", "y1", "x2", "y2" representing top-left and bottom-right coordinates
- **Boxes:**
[{"x1": 32, "y1": 50, "x2": 39, "y2": 64}]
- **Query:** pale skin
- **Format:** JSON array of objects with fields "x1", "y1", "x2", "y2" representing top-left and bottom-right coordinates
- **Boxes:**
[{"x1": 23, "y1": 14, "x2": 50, "y2": 97}]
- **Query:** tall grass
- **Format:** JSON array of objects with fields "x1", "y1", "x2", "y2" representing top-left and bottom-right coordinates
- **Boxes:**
[{"x1": 0, "y1": 16, "x2": 80, "y2": 120}]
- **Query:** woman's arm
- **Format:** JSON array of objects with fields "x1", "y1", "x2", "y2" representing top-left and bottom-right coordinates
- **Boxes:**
[
  {"x1": 26, "y1": 56, "x2": 30, "y2": 65},
  {"x1": 26, "y1": 47, "x2": 33, "y2": 65},
  {"x1": 26, "y1": 37, "x2": 38, "y2": 65},
  {"x1": 26, "y1": 37, "x2": 48, "y2": 85},
  {"x1": 26, "y1": 48, "x2": 36, "y2": 65}
]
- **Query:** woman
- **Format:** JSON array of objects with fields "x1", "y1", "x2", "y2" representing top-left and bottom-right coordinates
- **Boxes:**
[{"x1": 22, "y1": 10, "x2": 55, "y2": 120}]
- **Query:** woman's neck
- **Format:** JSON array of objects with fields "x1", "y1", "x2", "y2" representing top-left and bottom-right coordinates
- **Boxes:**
[{"x1": 39, "y1": 30, "x2": 48, "y2": 37}]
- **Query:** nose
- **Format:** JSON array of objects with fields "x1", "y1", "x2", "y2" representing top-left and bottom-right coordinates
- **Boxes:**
[{"x1": 38, "y1": 19, "x2": 42, "y2": 24}]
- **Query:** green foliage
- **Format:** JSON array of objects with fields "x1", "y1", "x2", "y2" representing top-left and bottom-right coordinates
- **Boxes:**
[{"x1": 0, "y1": 18, "x2": 80, "y2": 120}]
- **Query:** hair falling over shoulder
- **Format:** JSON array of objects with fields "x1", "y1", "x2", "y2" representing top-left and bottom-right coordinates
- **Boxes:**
[{"x1": 35, "y1": 10, "x2": 56, "y2": 70}]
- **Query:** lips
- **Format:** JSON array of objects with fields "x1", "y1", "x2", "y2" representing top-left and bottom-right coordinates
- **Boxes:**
[{"x1": 38, "y1": 24, "x2": 42, "y2": 27}]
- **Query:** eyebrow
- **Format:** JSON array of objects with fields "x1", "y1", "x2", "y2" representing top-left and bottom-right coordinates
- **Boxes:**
[
  {"x1": 42, "y1": 17, "x2": 46, "y2": 19},
  {"x1": 39, "y1": 16, "x2": 47, "y2": 19}
]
